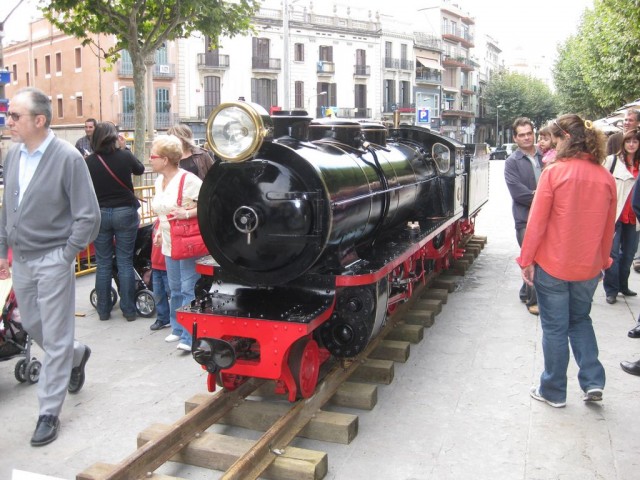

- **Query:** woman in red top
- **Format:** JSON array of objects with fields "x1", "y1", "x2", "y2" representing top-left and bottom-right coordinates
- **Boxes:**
[
  {"x1": 602, "y1": 129, "x2": 640, "y2": 304},
  {"x1": 517, "y1": 114, "x2": 617, "y2": 408}
]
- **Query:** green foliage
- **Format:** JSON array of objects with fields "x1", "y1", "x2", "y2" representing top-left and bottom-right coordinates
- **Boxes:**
[
  {"x1": 37, "y1": 0, "x2": 259, "y2": 157},
  {"x1": 484, "y1": 71, "x2": 559, "y2": 131},
  {"x1": 554, "y1": 0, "x2": 640, "y2": 117}
]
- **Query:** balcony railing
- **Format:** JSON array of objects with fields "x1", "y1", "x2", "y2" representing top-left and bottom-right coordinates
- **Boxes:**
[
  {"x1": 117, "y1": 112, "x2": 179, "y2": 130},
  {"x1": 442, "y1": 26, "x2": 474, "y2": 47},
  {"x1": 197, "y1": 53, "x2": 230, "y2": 69},
  {"x1": 317, "y1": 61, "x2": 335, "y2": 74},
  {"x1": 415, "y1": 68, "x2": 442, "y2": 84},
  {"x1": 116, "y1": 62, "x2": 176, "y2": 78},
  {"x1": 413, "y1": 33, "x2": 444, "y2": 52},
  {"x1": 252, "y1": 57, "x2": 281, "y2": 70},
  {"x1": 198, "y1": 105, "x2": 218, "y2": 120},
  {"x1": 354, "y1": 65, "x2": 370, "y2": 76},
  {"x1": 442, "y1": 55, "x2": 475, "y2": 70},
  {"x1": 382, "y1": 102, "x2": 414, "y2": 113},
  {"x1": 384, "y1": 57, "x2": 414, "y2": 70}
]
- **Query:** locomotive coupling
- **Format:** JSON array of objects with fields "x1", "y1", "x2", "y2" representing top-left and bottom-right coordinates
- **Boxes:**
[{"x1": 192, "y1": 337, "x2": 236, "y2": 374}]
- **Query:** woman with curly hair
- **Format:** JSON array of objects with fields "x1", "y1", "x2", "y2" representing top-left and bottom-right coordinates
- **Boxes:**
[{"x1": 517, "y1": 114, "x2": 617, "y2": 408}]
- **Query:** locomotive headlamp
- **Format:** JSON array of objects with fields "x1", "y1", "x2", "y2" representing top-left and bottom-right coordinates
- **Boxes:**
[
  {"x1": 206, "y1": 102, "x2": 273, "y2": 162},
  {"x1": 192, "y1": 338, "x2": 236, "y2": 373}
]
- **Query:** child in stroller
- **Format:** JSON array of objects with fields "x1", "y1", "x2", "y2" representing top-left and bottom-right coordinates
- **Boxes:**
[
  {"x1": 0, "y1": 271, "x2": 41, "y2": 384},
  {"x1": 89, "y1": 223, "x2": 156, "y2": 318}
]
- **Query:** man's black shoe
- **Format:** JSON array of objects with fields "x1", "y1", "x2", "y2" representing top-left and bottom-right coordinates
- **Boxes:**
[
  {"x1": 150, "y1": 320, "x2": 170, "y2": 331},
  {"x1": 30, "y1": 415, "x2": 60, "y2": 446},
  {"x1": 606, "y1": 295, "x2": 617, "y2": 304},
  {"x1": 621, "y1": 289, "x2": 637, "y2": 297},
  {"x1": 628, "y1": 324, "x2": 640, "y2": 338},
  {"x1": 68, "y1": 345, "x2": 91, "y2": 394},
  {"x1": 620, "y1": 359, "x2": 640, "y2": 376}
]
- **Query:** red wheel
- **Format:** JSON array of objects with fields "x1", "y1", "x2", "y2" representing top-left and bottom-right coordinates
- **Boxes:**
[{"x1": 288, "y1": 338, "x2": 320, "y2": 399}]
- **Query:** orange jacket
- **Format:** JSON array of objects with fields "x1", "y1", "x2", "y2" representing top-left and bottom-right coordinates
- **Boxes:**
[{"x1": 517, "y1": 154, "x2": 617, "y2": 281}]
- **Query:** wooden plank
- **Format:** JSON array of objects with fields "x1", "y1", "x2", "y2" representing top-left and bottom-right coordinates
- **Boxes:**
[
  {"x1": 471, "y1": 235, "x2": 488, "y2": 245},
  {"x1": 450, "y1": 259, "x2": 470, "y2": 275},
  {"x1": 386, "y1": 324, "x2": 424, "y2": 343},
  {"x1": 350, "y1": 358, "x2": 394, "y2": 385},
  {"x1": 414, "y1": 298, "x2": 442, "y2": 315},
  {"x1": 330, "y1": 382, "x2": 378, "y2": 410},
  {"x1": 185, "y1": 395, "x2": 358, "y2": 445},
  {"x1": 430, "y1": 276, "x2": 459, "y2": 292},
  {"x1": 369, "y1": 339, "x2": 410, "y2": 362},
  {"x1": 464, "y1": 245, "x2": 481, "y2": 258},
  {"x1": 462, "y1": 253, "x2": 476, "y2": 264},
  {"x1": 138, "y1": 424, "x2": 327, "y2": 480},
  {"x1": 404, "y1": 310, "x2": 434, "y2": 328},
  {"x1": 77, "y1": 463, "x2": 184, "y2": 480},
  {"x1": 421, "y1": 288, "x2": 448, "y2": 304}
]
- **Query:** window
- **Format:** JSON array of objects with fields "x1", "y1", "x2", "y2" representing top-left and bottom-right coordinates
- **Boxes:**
[
  {"x1": 45, "y1": 55, "x2": 51, "y2": 76},
  {"x1": 356, "y1": 49, "x2": 366, "y2": 66},
  {"x1": 75, "y1": 47, "x2": 82, "y2": 69},
  {"x1": 252, "y1": 37, "x2": 271, "y2": 68},
  {"x1": 442, "y1": 18, "x2": 449, "y2": 34},
  {"x1": 319, "y1": 46, "x2": 333, "y2": 62},
  {"x1": 55, "y1": 52, "x2": 62, "y2": 74},
  {"x1": 355, "y1": 84, "x2": 367, "y2": 109},
  {"x1": 122, "y1": 87, "x2": 135, "y2": 113},
  {"x1": 385, "y1": 42, "x2": 392, "y2": 58},
  {"x1": 12, "y1": 64, "x2": 17, "y2": 83},
  {"x1": 384, "y1": 80, "x2": 396, "y2": 110},
  {"x1": 155, "y1": 44, "x2": 168, "y2": 65},
  {"x1": 76, "y1": 96, "x2": 83, "y2": 117},
  {"x1": 400, "y1": 81, "x2": 410, "y2": 107},
  {"x1": 251, "y1": 78, "x2": 277, "y2": 111},
  {"x1": 57, "y1": 97, "x2": 63, "y2": 118},
  {"x1": 26, "y1": 72, "x2": 30, "y2": 86},
  {"x1": 203, "y1": 76, "x2": 221, "y2": 117},
  {"x1": 155, "y1": 88, "x2": 170, "y2": 113},
  {"x1": 316, "y1": 82, "x2": 337, "y2": 106},
  {"x1": 294, "y1": 43, "x2": 304, "y2": 62},
  {"x1": 34, "y1": 59, "x2": 38, "y2": 77},
  {"x1": 401, "y1": 44, "x2": 407, "y2": 61},
  {"x1": 294, "y1": 81, "x2": 304, "y2": 109}
]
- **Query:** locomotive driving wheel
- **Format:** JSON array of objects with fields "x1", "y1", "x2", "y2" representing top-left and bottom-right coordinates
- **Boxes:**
[{"x1": 288, "y1": 338, "x2": 320, "y2": 399}]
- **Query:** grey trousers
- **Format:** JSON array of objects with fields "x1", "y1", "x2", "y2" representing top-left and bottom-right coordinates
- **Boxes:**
[{"x1": 12, "y1": 247, "x2": 86, "y2": 417}]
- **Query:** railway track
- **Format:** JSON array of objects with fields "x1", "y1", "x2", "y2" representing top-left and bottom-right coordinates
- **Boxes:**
[{"x1": 77, "y1": 236, "x2": 486, "y2": 480}]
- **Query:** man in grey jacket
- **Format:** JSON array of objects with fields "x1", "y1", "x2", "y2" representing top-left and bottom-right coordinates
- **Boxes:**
[{"x1": 0, "y1": 87, "x2": 100, "y2": 446}]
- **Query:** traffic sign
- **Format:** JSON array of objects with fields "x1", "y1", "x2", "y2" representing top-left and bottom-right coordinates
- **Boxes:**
[{"x1": 417, "y1": 107, "x2": 430, "y2": 124}]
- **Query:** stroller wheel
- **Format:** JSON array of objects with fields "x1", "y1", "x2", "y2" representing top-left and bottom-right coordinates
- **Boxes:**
[
  {"x1": 27, "y1": 359, "x2": 41, "y2": 384},
  {"x1": 90, "y1": 287, "x2": 118, "y2": 309},
  {"x1": 14, "y1": 358, "x2": 27, "y2": 383},
  {"x1": 135, "y1": 289, "x2": 156, "y2": 318}
]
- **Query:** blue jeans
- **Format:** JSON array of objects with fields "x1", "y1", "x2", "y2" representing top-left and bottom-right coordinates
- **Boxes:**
[
  {"x1": 534, "y1": 265, "x2": 605, "y2": 403},
  {"x1": 164, "y1": 255, "x2": 198, "y2": 345},
  {"x1": 603, "y1": 221, "x2": 639, "y2": 295},
  {"x1": 152, "y1": 268, "x2": 170, "y2": 326},
  {"x1": 94, "y1": 206, "x2": 140, "y2": 318}
]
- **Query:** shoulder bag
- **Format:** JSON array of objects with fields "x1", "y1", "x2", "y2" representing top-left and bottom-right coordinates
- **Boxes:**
[{"x1": 169, "y1": 173, "x2": 208, "y2": 260}]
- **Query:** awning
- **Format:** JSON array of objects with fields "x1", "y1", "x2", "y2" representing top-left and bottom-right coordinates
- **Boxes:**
[{"x1": 416, "y1": 56, "x2": 444, "y2": 71}]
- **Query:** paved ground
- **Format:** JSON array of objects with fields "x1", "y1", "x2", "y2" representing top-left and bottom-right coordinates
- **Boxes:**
[{"x1": 1, "y1": 160, "x2": 640, "y2": 480}]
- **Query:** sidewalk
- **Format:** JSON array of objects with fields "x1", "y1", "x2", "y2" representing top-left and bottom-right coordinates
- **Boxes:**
[{"x1": 1, "y1": 160, "x2": 639, "y2": 480}]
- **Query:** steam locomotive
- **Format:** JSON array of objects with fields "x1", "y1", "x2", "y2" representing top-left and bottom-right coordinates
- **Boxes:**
[{"x1": 177, "y1": 102, "x2": 490, "y2": 401}]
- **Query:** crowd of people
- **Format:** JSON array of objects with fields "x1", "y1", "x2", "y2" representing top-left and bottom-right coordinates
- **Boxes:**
[
  {"x1": 0, "y1": 86, "x2": 215, "y2": 447},
  {"x1": 3, "y1": 84, "x2": 640, "y2": 446},
  {"x1": 504, "y1": 109, "x2": 640, "y2": 409}
]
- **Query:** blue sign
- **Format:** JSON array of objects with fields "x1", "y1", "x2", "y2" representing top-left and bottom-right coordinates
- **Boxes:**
[{"x1": 417, "y1": 107, "x2": 430, "y2": 124}]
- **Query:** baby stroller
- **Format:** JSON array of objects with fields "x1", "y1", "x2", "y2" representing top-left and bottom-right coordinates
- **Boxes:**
[
  {"x1": 89, "y1": 223, "x2": 156, "y2": 317},
  {"x1": 0, "y1": 277, "x2": 41, "y2": 384}
]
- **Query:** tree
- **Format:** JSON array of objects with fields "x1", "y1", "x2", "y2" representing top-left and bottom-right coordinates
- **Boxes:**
[
  {"x1": 483, "y1": 71, "x2": 559, "y2": 136},
  {"x1": 38, "y1": 0, "x2": 259, "y2": 158},
  {"x1": 554, "y1": 0, "x2": 640, "y2": 117}
]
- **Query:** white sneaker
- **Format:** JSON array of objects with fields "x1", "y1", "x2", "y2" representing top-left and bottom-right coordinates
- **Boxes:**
[
  {"x1": 165, "y1": 334, "x2": 180, "y2": 343},
  {"x1": 177, "y1": 343, "x2": 191, "y2": 352}
]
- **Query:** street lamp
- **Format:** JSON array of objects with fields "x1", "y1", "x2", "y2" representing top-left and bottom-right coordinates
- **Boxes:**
[
  {"x1": 496, "y1": 104, "x2": 503, "y2": 146},
  {"x1": 307, "y1": 91, "x2": 327, "y2": 116}
]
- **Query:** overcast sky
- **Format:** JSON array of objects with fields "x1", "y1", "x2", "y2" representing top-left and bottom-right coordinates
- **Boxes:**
[{"x1": 2, "y1": 0, "x2": 594, "y2": 64}]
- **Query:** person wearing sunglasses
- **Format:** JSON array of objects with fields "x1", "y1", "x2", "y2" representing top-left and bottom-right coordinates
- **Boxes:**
[
  {"x1": 518, "y1": 114, "x2": 616, "y2": 407},
  {"x1": 0, "y1": 87, "x2": 100, "y2": 445}
]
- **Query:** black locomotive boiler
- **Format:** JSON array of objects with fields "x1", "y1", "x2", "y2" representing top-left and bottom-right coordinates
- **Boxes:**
[{"x1": 177, "y1": 102, "x2": 490, "y2": 401}]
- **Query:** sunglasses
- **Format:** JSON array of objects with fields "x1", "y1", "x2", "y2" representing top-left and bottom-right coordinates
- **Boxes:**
[
  {"x1": 6, "y1": 111, "x2": 35, "y2": 122},
  {"x1": 149, "y1": 154, "x2": 163, "y2": 160}
]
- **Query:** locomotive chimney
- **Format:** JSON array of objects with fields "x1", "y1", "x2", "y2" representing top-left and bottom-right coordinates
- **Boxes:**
[{"x1": 271, "y1": 110, "x2": 312, "y2": 141}]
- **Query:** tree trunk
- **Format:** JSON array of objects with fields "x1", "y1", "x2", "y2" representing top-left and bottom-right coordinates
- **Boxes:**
[{"x1": 132, "y1": 53, "x2": 147, "y2": 162}]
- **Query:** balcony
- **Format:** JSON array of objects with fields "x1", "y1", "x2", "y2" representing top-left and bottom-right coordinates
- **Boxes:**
[
  {"x1": 442, "y1": 27, "x2": 475, "y2": 48},
  {"x1": 197, "y1": 53, "x2": 230, "y2": 70},
  {"x1": 336, "y1": 107, "x2": 372, "y2": 119},
  {"x1": 153, "y1": 64, "x2": 176, "y2": 79},
  {"x1": 461, "y1": 85, "x2": 475, "y2": 95},
  {"x1": 198, "y1": 105, "x2": 218, "y2": 120},
  {"x1": 354, "y1": 65, "x2": 370, "y2": 77},
  {"x1": 317, "y1": 61, "x2": 335, "y2": 75},
  {"x1": 441, "y1": 108, "x2": 474, "y2": 118},
  {"x1": 252, "y1": 57, "x2": 281, "y2": 71},
  {"x1": 382, "y1": 102, "x2": 414, "y2": 114},
  {"x1": 415, "y1": 68, "x2": 442, "y2": 84},
  {"x1": 442, "y1": 55, "x2": 475, "y2": 71},
  {"x1": 384, "y1": 57, "x2": 414, "y2": 71},
  {"x1": 117, "y1": 112, "x2": 179, "y2": 130},
  {"x1": 414, "y1": 33, "x2": 444, "y2": 52}
]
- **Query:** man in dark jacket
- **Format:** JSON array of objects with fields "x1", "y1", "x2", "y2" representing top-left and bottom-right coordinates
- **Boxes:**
[{"x1": 504, "y1": 117, "x2": 543, "y2": 315}]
